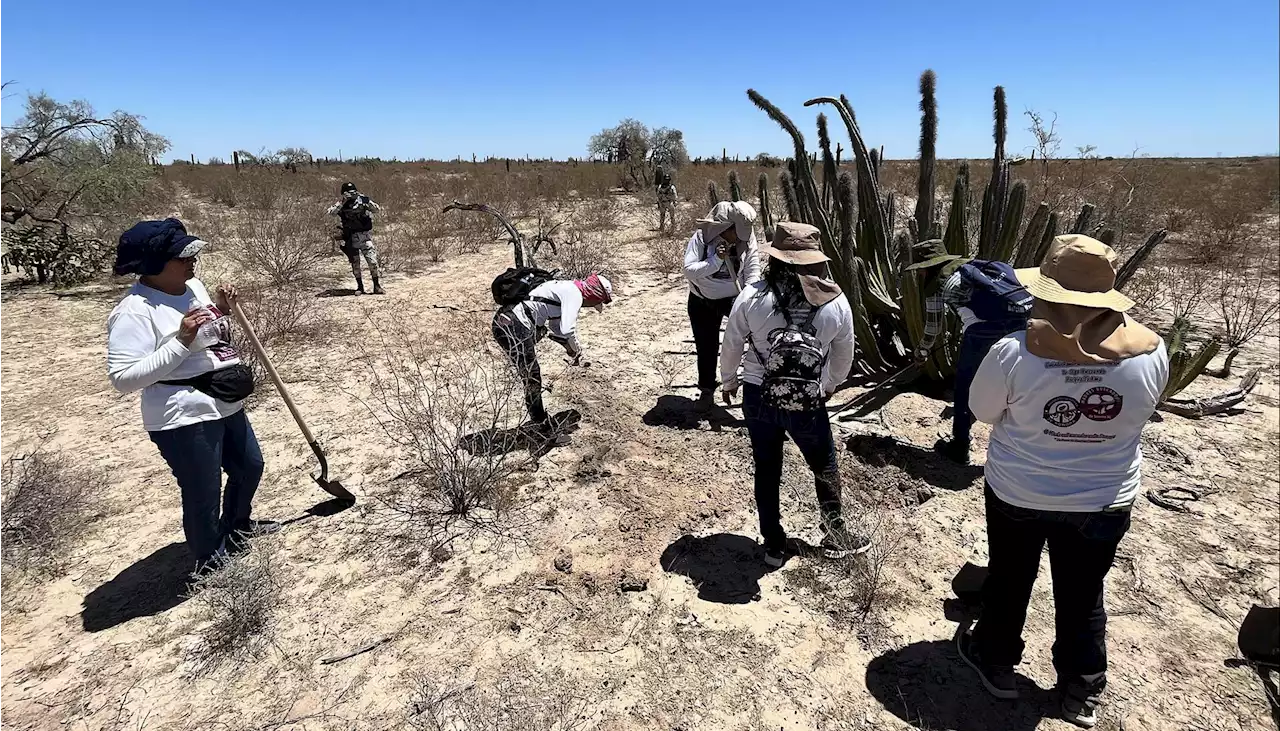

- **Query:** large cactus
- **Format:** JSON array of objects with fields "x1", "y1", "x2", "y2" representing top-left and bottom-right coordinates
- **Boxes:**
[
  {"x1": 707, "y1": 180, "x2": 721, "y2": 208},
  {"x1": 728, "y1": 169, "x2": 743, "y2": 202},
  {"x1": 757, "y1": 173, "x2": 775, "y2": 240},
  {"x1": 746, "y1": 74, "x2": 1165, "y2": 381}
]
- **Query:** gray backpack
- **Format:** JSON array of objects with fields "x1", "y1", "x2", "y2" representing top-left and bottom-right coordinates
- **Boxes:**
[{"x1": 751, "y1": 297, "x2": 827, "y2": 411}]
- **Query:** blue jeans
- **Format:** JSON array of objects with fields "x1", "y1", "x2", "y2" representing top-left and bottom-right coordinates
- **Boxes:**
[
  {"x1": 742, "y1": 383, "x2": 843, "y2": 550},
  {"x1": 952, "y1": 324, "x2": 1022, "y2": 446},
  {"x1": 974, "y1": 484, "x2": 1130, "y2": 691},
  {"x1": 149, "y1": 410, "x2": 264, "y2": 561}
]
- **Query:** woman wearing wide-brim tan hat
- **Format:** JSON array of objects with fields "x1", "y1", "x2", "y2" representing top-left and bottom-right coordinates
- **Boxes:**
[
  {"x1": 682, "y1": 201, "x2": 762, "y2": 403},
  {"x1": 958, "y1": 234, "x2": 1169, "y2": 728},
  {"x1": 719, "y1": 221, "x2": 864, "y2": 568}
]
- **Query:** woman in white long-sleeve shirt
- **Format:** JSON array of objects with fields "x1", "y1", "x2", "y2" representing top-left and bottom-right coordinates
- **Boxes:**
[
  {"x1": 106, "y1": 218, "x2": 274, "y2": 574},
  {"x1": 957, "y1": 235, "x2": 1169, "y2": 728},
  {"x1": 683, "y1": 201, "x2": 761, "y2": 402},
  {"x1": 719, "y1": 222, "x2": 865, "y2": 568},
  {"x1": 491, "y1": 272, "x2": 613, "y2": 434}
]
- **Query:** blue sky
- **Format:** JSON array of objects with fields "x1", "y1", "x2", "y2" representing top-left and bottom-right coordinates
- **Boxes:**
[{"x1": 3, "y1": 0, "x2": 1278, "y2": 162}]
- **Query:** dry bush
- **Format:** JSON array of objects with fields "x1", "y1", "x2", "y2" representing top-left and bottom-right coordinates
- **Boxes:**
[
  {"x1": 232, "y1": 286, "x2": 333, "y2": 392},
  {"x1": 406, "y1": 663, "x2": 599, "y2": 731},
  {"x1": 1213, "y1": 238, "x2": 1280, "y2": 376},
  {"x1": 188, "y1": 540, "x2": 283, "y2": 668},
  {"x1": 228, "y1": 193, "x2": 331, "y2": 287},
  {"x1": 352, "y1": 314, "x2": 536, "y2": 555},
  {"x1": 551, "y1": 231, "x2": 614, "y2": 280},
  {"x1": 784, "y1": 510, "x2": 908, "y2": 626},
  {"x1": 572, "y1": 196, "x2": 622, "y2": 235},
  {"x1": 648, "y1": 236, "x2": 686, "y2": 275},
  {"x1": 1, "y1": 444, "x2": 103, "y2": 582},
  {"x1": 650, "y1": 351, "x2": 686, "y2": 388}
]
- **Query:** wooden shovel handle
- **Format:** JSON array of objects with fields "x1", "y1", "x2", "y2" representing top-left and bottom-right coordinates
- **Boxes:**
[{"x1": 229, "y1": 298, "x2": 317, "y2": 444}]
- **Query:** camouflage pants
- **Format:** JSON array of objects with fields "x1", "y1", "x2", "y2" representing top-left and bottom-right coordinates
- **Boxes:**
[
  {"x1": 341, "y1": 231, "x2": 380, "y2": 282},
  {"x1": 657, "y1": 201, "x2": 675, "y2": 232}
]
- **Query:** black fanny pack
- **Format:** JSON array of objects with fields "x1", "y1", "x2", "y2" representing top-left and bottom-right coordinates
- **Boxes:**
[{"x1": 161, "y1": 364, "x2": 255, "y2": 403}]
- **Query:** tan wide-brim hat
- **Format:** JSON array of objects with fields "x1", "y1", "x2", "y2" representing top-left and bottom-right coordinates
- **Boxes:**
[
  {"x1": 760, "y1": 220, "x2": 830, "y2": 266},
  {"x1": 1015, "y1": 234, "x2": 1134, "y2": 312}
]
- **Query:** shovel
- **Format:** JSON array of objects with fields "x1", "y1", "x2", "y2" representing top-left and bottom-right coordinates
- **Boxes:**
[{"x1": 230, "y1": 299, "x2": 355, "y2": 503}]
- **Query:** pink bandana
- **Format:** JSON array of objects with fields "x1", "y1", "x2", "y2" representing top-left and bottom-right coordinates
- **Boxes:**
[{"x1": 575, "y1": 273, "x2": 612, "y2": 306}]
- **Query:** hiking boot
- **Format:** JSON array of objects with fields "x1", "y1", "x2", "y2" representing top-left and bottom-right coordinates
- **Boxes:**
[
  {"x1": 190, "y1": 541, "x2": 229, "y2": 581},
  {"x1": 533, "y1": 420, "x2": 572, "y2": 447},
  {"x1": 372, "y1": 284, "x2": 386, "y2": 295},
  {"x1": 354, "y1": 287, "x2": 365, "y2": 296},
  {"x1": 1060, "y1": 676, "x2": 1104, "y2": 728},
  {"x1": 819, "y1": 521, "x2": 872, "y2": 559},
  {"x1": 697, "y1": 387, "x2": 716, "y2": 407},
  {"x1": 956, "y1": 626, "x2": 1019, "y2": 699},
  {"x1": 934, "y1": 438, "x2": 971, "y2": 466}
]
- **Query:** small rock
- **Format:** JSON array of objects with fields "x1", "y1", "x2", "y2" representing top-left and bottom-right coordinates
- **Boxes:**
[
  {"x1": 553, "y1": 552, "x2": 574, "y2": 573},
  {"x1": 916, "y1": 486, "x2": 935, "y2": 505},
  {"x1": 620, "y1": 571, "x2": 648, "y2": 592}
]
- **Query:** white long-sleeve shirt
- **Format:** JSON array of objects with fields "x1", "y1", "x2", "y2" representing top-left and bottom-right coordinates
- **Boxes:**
[
  {"x1": 683, "y1": 229, "x2": 761, "y2": 301},
  {"x1": 970, "y1": 331, "x2": 1170, "y2": 511},
  {"x1": 720, "y1": 282, "x2": 856, "y2": 395},
  {"x1": 510, "y1": 280, "x2": 587, "y2": 355},
  {"x1": 106, "y1": 279, "x2": 244, "y2": 431}
]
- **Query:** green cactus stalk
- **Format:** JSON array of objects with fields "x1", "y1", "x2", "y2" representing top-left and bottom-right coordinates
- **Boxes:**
[
  {"x1": 1072, "y1": 203, "x2": 1096, "y2": 235},
  {"x1": 1115, "y1": 229, "x2": 1168, "y2": 289},
  {"x1": 757, "y1": 172, "x2": 775, "y2": 239},
  {"x1": 1033, "y1": 211, "x2": 1060, "y2": 265},
  {"x1": 728, "y1": 169, "x2": 743, "y2": 202},
  {"x1": 943, "y1": 162, "x2": 971, "y2": 257},
  {"x1": 1162, "y1": 317, "x2": 1221, "y2": 400},
  {"x1": 836, "y1": 171, "x2": 855, "y2": 256},
  {"x1": 992, "y1": 181, "x2": 1027, "y2": 263},
  {"x1": 914, "y1": 69, "x2": 938, "y2": 243},
  {"x1": 779, "y1": 168, "x2": 801, "y2": 222},
  {"x1": 707, "y1": 180, "x2": 721, "y2": 208},
  {"x1": 817, "y1": 113, "x2": 838, "y2": 212},
  {"x1": 1013, "y1": 203, "x2": 1051, "y2": 268},
  {"x1": 747, "y1": 90, "x2": 834, "y2": 253},
  {"x1": 978, "y1": 87, "x2": 1010, "y2": 258}
]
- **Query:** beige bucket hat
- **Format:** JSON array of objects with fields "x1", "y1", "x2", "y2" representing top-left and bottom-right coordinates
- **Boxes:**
[
  {"x1": 759, "y1": 221, "x2": 830, "y2": 266},
  {"x1": 697, "y1": 201, "x2": 757, "y2": 242},
  {"x1": 1015, "y1": 234, "x2": 1134, "y2": 312}
]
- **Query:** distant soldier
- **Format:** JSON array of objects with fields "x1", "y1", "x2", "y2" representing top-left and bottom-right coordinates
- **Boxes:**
[
  {"x1": 326, "y1": 182, "x2": 384, "y2": 295},
  {"x1": 656, "y1": 175, "x2": 678, "y2": 234}
]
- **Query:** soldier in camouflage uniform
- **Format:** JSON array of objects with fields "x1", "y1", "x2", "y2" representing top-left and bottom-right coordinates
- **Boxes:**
[
  {"x1": 326, "y1": 182, "x2": 384, "y2": 294},
  {"x1": 656, "y1": 176, "x2": 678, "y2": 234}
]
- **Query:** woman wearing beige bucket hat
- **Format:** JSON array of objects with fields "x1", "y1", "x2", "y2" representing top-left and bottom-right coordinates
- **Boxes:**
[
  {"x1": 683, "y1": 201, "x2": 762, "y2": 403},
  {"x1": 719, "y1": 221, "x2": 864, "y2": 567},
  {"x1": 957, "y1": 235, "x2": 1169, "y2": 728}
]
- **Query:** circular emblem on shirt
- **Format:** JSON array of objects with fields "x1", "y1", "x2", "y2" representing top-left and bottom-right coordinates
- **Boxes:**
[
  {"x1": 1043, "y1": 396, "x2": 1081, "y2": 427},
  {"x1": 1080, "y1": 386, "x2": 1123, "y2": 422}
]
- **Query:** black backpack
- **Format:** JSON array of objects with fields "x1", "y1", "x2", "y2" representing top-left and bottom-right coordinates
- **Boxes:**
[
  {"x1": 751, "y1": 293, "x2": 828, "y2": 412},
  {"x1": 338, "y1": 197, "x2": 374, "y2": 233},
  {"x1": 959, "y1": 259, "x2": 1032, "y2": 324},
  {"x1": 492, "y1": 267, "x2": 556, "y2": 306}
]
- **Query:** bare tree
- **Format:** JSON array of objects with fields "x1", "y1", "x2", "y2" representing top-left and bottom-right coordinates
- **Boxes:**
[
  {"x1": 1024, "y1": 108, "x2": 1060, "y2": 204},
  {"x1": 1211, "y1": 238, "x2": 1280, "y2": 377}
]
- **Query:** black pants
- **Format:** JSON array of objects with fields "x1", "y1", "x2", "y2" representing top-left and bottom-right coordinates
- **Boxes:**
[
  {"x1": 952, "y1": 323, "x2": 1023, "y2": 446},
  {"x1": 492, "y1": 310, "x2": 547, "y2": 423},
  {"x1": 687, "y1": 292, "x2": 735, "y2": 391},
  {"x1": 742, "y1": 383, "x2": 844, "y2": 550},
  {"x1": 974, "y1": 483, "x2": 1130, "y2": 692}
]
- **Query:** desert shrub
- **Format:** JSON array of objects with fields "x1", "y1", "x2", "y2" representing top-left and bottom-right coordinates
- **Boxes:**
[
  {"x1": 784, "y1": 510, "x2": 907, "y2": 626},
  {"x1": 1, "y1": 445, "x2": 103, "y2": 580},
  {"x1": 354, "y1": 314, "x2": 535, "y2": 554},
  {"x1": 231, "y1": 286, "x2": 333, "y2": 393},
  {"x1": 1212, "y1": 238, "x2": 1280, "y2": 376},
  {"x1": 406, "y1": 663, "x2": 598, "y2": 731},
  {"x1": 188, "y1": 540, "x2": 283, "y2": 667},
  {"x1": 227, "y1": 192, "x2": 330, "y2": 287},
  {"x1": 650, "y1": 351, "x2": 686, "y2": 388},
  {"x1": 572, "y1": 197, "x2": 622, "y2": 234},
  {"x1": 648, "y1": 235, "x2": 686, "y2": 276},
  {"x1": 1, "y1": 225, "x2": 112, "y2": 286},
  {"x1": 552, "y1": 232, "x2": 614, "y2": 280}
]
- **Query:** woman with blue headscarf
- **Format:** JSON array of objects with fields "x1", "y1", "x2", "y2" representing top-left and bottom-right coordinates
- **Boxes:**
[{"x1": 106, "y1": 218, "x2": 276, "y2": 575}]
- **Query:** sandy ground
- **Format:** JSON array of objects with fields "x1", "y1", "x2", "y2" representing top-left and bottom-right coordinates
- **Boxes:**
[{"x1": 1, "y1": 197, "x2": 1278, "y2": 731}]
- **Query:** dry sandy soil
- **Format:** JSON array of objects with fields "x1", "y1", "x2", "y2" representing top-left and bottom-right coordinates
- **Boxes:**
[{"x1": 1, "y1": 196, "x2": 1277, "y2": 731}]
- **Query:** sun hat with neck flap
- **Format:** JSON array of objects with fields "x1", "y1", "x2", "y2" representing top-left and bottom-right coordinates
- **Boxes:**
[
  {"x1": 697, "y1": 201, "x2": 757, "y2": 243},
  {"x1": 760, "y1": 221, "x2": 842, "y2": 307},
  {"x1": 1015, "y1": 234, "x2": 1160, "y2": 363}
]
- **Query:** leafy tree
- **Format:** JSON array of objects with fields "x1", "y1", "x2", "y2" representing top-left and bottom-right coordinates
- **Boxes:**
[
  {"x1": 1, "y1": 90, "x2": 169, "y2": 284},
  {"x1": 588, "y1": 119, "x2": 688, "y2": 190}
]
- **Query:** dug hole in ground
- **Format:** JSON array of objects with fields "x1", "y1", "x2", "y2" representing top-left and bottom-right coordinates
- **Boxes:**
[{"x1": 1, "y1": 195, "x2": 1277, "y2": 731}]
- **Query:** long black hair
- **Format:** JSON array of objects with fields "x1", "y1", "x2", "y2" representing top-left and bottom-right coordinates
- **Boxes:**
[{"x1": 763, "y1": 258, "x2": 805, "y2": 308}]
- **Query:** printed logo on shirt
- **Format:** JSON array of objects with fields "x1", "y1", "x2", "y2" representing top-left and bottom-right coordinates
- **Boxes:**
[
  {"x1": 1061, "y1": 366, "x2": 1110, "y2": 384},
  {"x1": 1043, "y1": 396, "x2": 1081, "y2": 427},
  {"x1": 1079, "y1": 386, "x2": 1123, "y2": 422}
]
